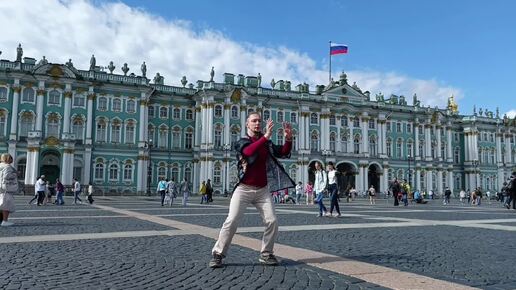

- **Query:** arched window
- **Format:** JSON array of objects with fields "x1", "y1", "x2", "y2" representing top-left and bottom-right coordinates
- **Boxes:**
[
  {"x1": 341, "y1": 134, "x2": 348, "y2": 153},
  {"x1": 48, "y1": 90, "x2": 60, "y2": 105},
  {"x1": 0, "y1": 87, "x2": 6, "y2": 102},
  {"x1": 277, "y1": 129, "x2": 284, "y2": 145},
  {"x1": 310, "y1": 131, "x2": 319, "y2": 151},
  {"x1": 214, "y1": 162, "x2": 222, "y2": 185},
  {"x1": 397, "y1": 139, "x2": 403, "y2": 158},
  {"x1": 172, "y1": 127, "x2": 181, "y2": 149},
  {"x1": 214, "y1": 105, "x2": 223, "y2": 118},
  {"x1": 159, "y1": 107, "x2": 168, "y2": 118},
  {"x1": 290, "y1": 112, "x2": 297, "y2": 123},
  {"x1": 173, "y1": 108, "x2": 181, "y2": 119},
  {"x1": 171, "y1": 165, "x2": 179, "y2": 182},
  {"x1": 185, "y1": 128, "x2": 193, "y2": 149},
  {"x1": 125, "y1": 121, "x2": 135, "y2": 144},
  {"x1": 341, "y1": 116, "x2": 348, "y2": 127},
  {"x1": 158, "y1": 126, "x2": 168, "y2": 148},
  {"x1": 158, "y1": 165, "x2": 166, "y2": 179},
  {"x1": 94, "y1": 163, "x2": 104, "y2": 180},
  {"x1": 441, "y1": 143, "x2": 446, "y2": 159},
  {"x1": 247, "y1": 108, "x2": 254, "y2": 116},
  {"x1": 126, "y1": 100, "x2": 136, "y2": 113},
  {"x1": 354, "y1": 135, "x2": 360, "y2": 154},
  {"x1": 310, "y1": 113, "x2": 318, "y2": 125},
  {"x1": 387, "y1": 139, "x2": 392, "y2": 157},
  {"x1": 22, "y1": 88, "x2": 35, "y2": 103},
  {"x1": 369, "y1": 136, "x2": 377, "y2": 156},
  {"x1": 123, "y1": 164, "x2": 133, "y2": 181},
  {"x1": 112, "y1": 98, "x2": 122, "y2": 112},
  {"x1": 231, "y1": 106, "x2": 239, "y2": 119},
  {"x1": 148, "y1": 106, "x2": 155, "y2": 118},
  {"x1": 454, "y1": 174, "x2": 461, "y2": 191},
  {"x1": 329, "y1": 132, "x2": 336, "y2": 151},
  {"x1": 277, "y1": 111, "x2": 284, "y2": 122},
  {"x1": 0, "y1": 111, "x2": 6, "y2": 137},
  {"x1": 263, "y1": 110, "x2": 270, "y2": 120},
  {"x1": 20, "y1": 112, "x2": 34, "y2": 137},
  {"x1": 214, "y1": 125, "x2": 223, "y2": 149},
  {"x1": 184, "y1": 166, "x2": 192, "y2": 183},
  {"x1": 407, "y1": 140, "x2": 414, "y2": 157},
  {"x1": 96, "y1": 119, "x2": 107, "y2": 142},
  {"x1": 329, "y1": 115, "x2": 336, "y2": 126},
  {"x1": 454, "y1": 147, "x2": 460, "y2": 163},
  {"x1": 17, "y1": 158, "x2": 26, "y2": 180},
  {"x1": 98, "y1": 97, "x2": 107, "y2": 111},
  {"x1": 72, "y1": 118, "x2": 84, "y2": 140},
  {"x1": 109, "y1": 163, "x2": 119, "y2": 180},
  {"x1": 111, "y1": 120, "x2": 121, "y2": 143},
  {"x1": 231, "y1": 126, "x2": 240, "y2": 144},
  {"x1": 419, "y1": 140, "x2": 424, "y2": 157},
  {"x1": 185, "y1": 109, "x2": 193, "y2": 120},
  {"x1": 353, "y1": 117, "x2": 360, "y2": 127},
  {"x1": 290, "y1": 165, "x2": 297, "y2": 182},
  {"x1": 46, "y1": 114, "x2": 60, "y2": 137}
]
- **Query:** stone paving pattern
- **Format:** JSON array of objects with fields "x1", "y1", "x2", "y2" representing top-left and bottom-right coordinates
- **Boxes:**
[{"x1": 1, "y1": 196, "x2": 516, "y2": 289}]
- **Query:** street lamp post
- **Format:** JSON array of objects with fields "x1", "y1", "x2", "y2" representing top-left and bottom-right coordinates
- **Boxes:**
[
  {"x1": 223, "y1": 143, "x2": 231, "y2": 196},
  {"x1": 146, "y1": 139, "x2": 153, "y2": 196},
  {"x1": 407, "y1": 154, "x2": 413, "y2": 187}
]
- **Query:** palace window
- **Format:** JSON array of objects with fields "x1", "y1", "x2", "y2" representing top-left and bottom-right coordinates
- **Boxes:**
[
  {"x1": 72, "y1": 119, "x2": 84, "y2": 140},
  {"x1": 111, "y1": 121, "x2": 121, "y2": 143},
  {"x1": 354, "y1": 135, "x2": 360, "y2": 154},
  {"x1": 158, "y1": 165, "x2": 166, "y2": 180},
  {"x1": 123, "y1": 164, "x2": 133, "y2": 181},
  {"x1": 98, "y1": 97, "x2": 107, "y2": 111},
  {"x1": 20, "y1": 113, "x2": 34, "y2": 137},
  {"x1": 0, "y1": 111, "x2": 6, "y2": 137},
  {"x1": 214, "y1": 125, "x2": 223, "y2": 149},
  {"x1": 454, "y1": 147, "x2": 460, "y2": 163},
  {"x1": 329, "y1": 115, "x2": 336, "y2": 126},
  {"x1": 231, "y1": 106, "x2": 239, "y2": 119},
  {"x1": 407, "y1": 123, "x2": 412, "y2": 133},
  {"x1": 159, "y1": 107, "x2": 168, "y2": 118},
  {"x1": 126, "y1": 100, "x2": 136, "y2": 113},
  {"x1": 341, "y1": 116, "x2": 348, "y2": 127},
  {"x1": 214, "y1": 163, "x2": 222, "y2": 185},
  {"x1": 158, "y1": 127, "x2": 168, "y2": 148},
  {"x1": 396, "y1": 122, "x2": 402, "y2": 133},
  {"x1": 173, "y1": 108, "x2": 181, "y2": 119},
  {"x1": 387, "y1": 139, "x2": 392, "y2": 157},
  {"x1": 125, "y1": 122, "x2": 135, "y2": 144},
  {"x1": 247, "y1": 108, "x2": 254, "y2": 116},
  {"x1": 386, "y1": 121, "x2": 391, "y2": 132},
  {"x1": 341, "y1": 135, "x2": 348, "y2": 153},
  {"x1": 407, "y1": 141, "x2": 414, "y2": 157},
  {"x1": 396, "y1": 139, "x2": 403, "y2": 158},
  {"x1": 148, "y1": 106, "x2": 155, "y2": 118},
  {"x1": 171, "y1": 166, "x2": 179, "y2": 182},
  {"x1": 0, "y1": 87, "x2": 6, "y2": 102},
  {"x1": 46, "y1": 115, "x2": 60, "y2": 138},
  {"x1": 22, "y1": 88, "x2": 35, "y2": 103},
  {"x1": 330, "y1": 132, "x2": 336, "y2": 151},
  {"x1": 184, "y1": 167, "x2": 192, "y2": 183},
  {"x1": 172, "y1": 127, "x2": 181, "y2": 149},
  {"x1": 353, "y1": 117, "x2": 360, "y2": 128},
  {"x1": 185, "y1": 109, "x2": 193, "y2": 120},
  {"x1": 369, "y1": 136, "x2": 376, "y2": 156},
  {"x1": 185, "y1": 128, "x2": 193, "y2": 149},
  {"x1": 277, "y1": 129, "x2": 284, "y2": 145},
  {"x1": 109, "y1": 164, "x2": 119, "y2": 181},
  {"x1": 17, "y1": 158, "x2": 26, "y2": 180},
  {"x1": 48, "y1": 90, "x2": 61, "y2": 105},
  {"x1": 263, "y1": 110, "x2": 270, "y2": 120},
  {"x1": 73, "y1": 94, "x2": 85, "y2": 107},
  {"x1": 368, "y1": 119, "x2": 375, "y2": 129},
  {"x1": 310, "y1": 131, "x2": 319, "y2": 151},
  {"x1": 290, "y1": 112, "x2": 297, "y2": 123},
  {"x1": 214, "y1": 105, "x2": 223, "y2": 118},
  {"x1": 290, "y1": 165, "x2": 297, "y2": 182},
  {"x1": 112, "y1": 99, "x2": 122, "y2": 112},
  {"x1": 277, "y1": 111, "x2": 284, "y2": 123},
  {"x1": 94, "y1": 163, "x2": 104, "y2": 180},
  {"x1": 231, "y1": 128, "x2": 239, "y2": 144},
  {"x1": 311, "y1": 113, "x2": 318, "y2": 125}
]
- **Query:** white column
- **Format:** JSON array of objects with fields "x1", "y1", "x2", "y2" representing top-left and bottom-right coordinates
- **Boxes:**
[
  {"x1": 358, "y1": 165, "x2": 364, "y2": 192},
  {"x1": 201, "y1": 103, "x2": 207, "y2": 144},
  {"x1": 447, "y1": 127, "x2": 453, "y2": 162},
  {"x1": 194, "y1": 105, "x2": 201, "y2": 147},
  {"x1": 321, "y1": 115, "x2": 329, "y2": 150},
  {"x1": 381, "y1": 122, "x2": 387, "y2": 156},
  {"x1": 9, "y1": 83, "x2": 20, "y2": 139},
  {"x1": 437, "y1": 169, "x2": 443, "y2": 195},
  {"x1": 35, "y1": 82, "x2": 45, "y2": 132},
  {"x1": 496, "y1": 133, "x2": 503, "y2": 163},
  {"x1": 224, "y1": 103, "x2": 230, "y2": 145},
  {"x1": 86, "y1": 90, "x2": 95, "y2": 141},
  {"x1": 472, "y1": 132, "x2": 479, "y2": 161},
  {"x1": 361, "y1": 116, "x2": 369, "y2": 155},
  {"x1": 240, "y1": 105, "x2": 246, "y2": 138},
  {"x1": 193, "y1": 161, "x2": 200, "y2": 195},
  {"x1": 63, "y1": 89, "x2": 72, "y2": 134},
  {"x1": 436, "y1": 126, "x2": 442, "y2": 160},
  {"x1": 416, "y1": 169, "x2": 421, "y2": 191},
  {"x1": 207, "y1": 103, "x2": 214, "y2": 144},
  {"x1": 25, "y1": 148, "x2": 40, "y2": 185},
  {"x1": 305, "y1": 113, "x2": 310, "y2": 150},
  {"x1": 425, "y1": 125, "x2": 431, "y2": 160},
  {"x1": 298, "y1": 112, "x2": 305, "y2": 150},
  {"x1": 414, "y1": 123, "x2": 420, "y2": 159},
  {"x1": 505, "y1": 134, "x2": 513, "y2": 164},
  {"x1": 382, "y1": 166, "x2": 388, "y2": 194},
  {"x1": 448, "y1": 169, "x2": 454, "y2": 194},
  {"x1": 426, "y1": 169, "x2": 433, "y2": 192}
]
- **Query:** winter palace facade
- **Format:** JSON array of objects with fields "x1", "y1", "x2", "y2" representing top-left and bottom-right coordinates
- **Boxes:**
[{"x1": 0, "y1": 45, "x2": 515, "y2": 195}]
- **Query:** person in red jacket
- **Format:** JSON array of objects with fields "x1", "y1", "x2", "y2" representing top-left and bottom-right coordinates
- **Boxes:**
[{"x1": 209, "y1": 112, "x2": 294, "y2": 268}]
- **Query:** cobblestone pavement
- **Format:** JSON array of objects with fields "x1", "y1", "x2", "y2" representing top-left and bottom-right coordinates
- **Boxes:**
[{"x1": 1, "y1": 195, "x2": 515, "y2": 289}]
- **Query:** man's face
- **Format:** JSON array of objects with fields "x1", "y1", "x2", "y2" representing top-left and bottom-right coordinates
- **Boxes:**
[{"x1": 246, "y1": 114, "x2": 262, "y2": 134}]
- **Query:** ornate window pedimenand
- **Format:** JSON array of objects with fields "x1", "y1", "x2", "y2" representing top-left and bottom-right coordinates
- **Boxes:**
[
  {"x1": 290, "y1": 112, "x2": 297, "y2": 124},
  {"x1": 353, "y1": 117, "x2": 360, "y2": 128},
  {"x1": 185, "y1": 109, "x2": 193, "y2": 120},
  {"x1": 277, "y1": 129, "x2": 284, "y2": 145},
  {"x1": 20, "y1": 112, "x2": 35, "y2": 137},
  {"x1": 341, "y1": 116, "x2": 348, "y2": 127},
  {"x1": 46, "y1": 113, "x2": 60, "y2": 138},
  {"x1": 72, "y1": 118, "x2": 84, "y2": 139},
  {"x1": 329, "y1": 115, "x2": 336, "y2": 126},
  {"x1": 159, "y1": 107, "x2": 168, "y2": 119},
  {"x1": 290, "y1": 165, "x2": 297, "y2": 182},
  {"x1": 94, "y1": 163, "x2": 104, "y2": 180},
  {"x1": 0, "y1": 87, "x2": 8, "y2": 102},
  {"x1": 213, "y1": 162, "x2": 222, "y2": 185},
  {"x1": 311, "y1": 113, "x2": 318, "y2": 125},
  {"x1": 98, "y1": 97, "x2": 107, "y2": 111},
  {"x1": 368, "y1": 119, "x2": 375, "y2": 129},
  {"x1": 125, "y1": 122, "x2": 135, "y2": 144},
  {"x1": 369, "y1": 136, "x2": 377, "y2": 156},
  {"x1": 277, "y1": 111, "x2": 284, "y2": 123},
  {"x1": 148, "y1": 106, "x2": 155, "y2": 118},
  {"x1": 214, "y1": 125, "x2": 223, "y2": 149},
  {"x1": 185, "y1": 128, "x2": 193, "y2": 149},
  {"x1": 184, "y1": 167, "x2": 192, "y2": 183},
  {"x1": 158, "y1": 164, "x2": 167, "y2": 180},
  {"x1": 172, "y1": 127, "x2": 181, "y2": 149},
  {"x1": 123, "y1": 163, "x2": 133, "y2": 181},
  {"x1": 95, "y1": 119, "x2": 107, "y2": 142},
  {"x1": 111, "y1": 120, "x2": 121, "y2": 143},
  {"x1": 158, "y1": 126, "x2": 168, "y2": 148},
  {"x1": 214, "y1": 105, "x2": 223, "y2": 118},
  {"x1": 109, "y1": 163, "x2": 119, "y2": 181},
  {"x1": 171, "y1": 166, "x2": 179, "y2": 182},
  {"x1": 231, "y1": 106, "x2": 239, "y2": 119}
]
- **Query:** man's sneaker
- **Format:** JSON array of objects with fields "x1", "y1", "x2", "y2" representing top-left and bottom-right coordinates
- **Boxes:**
[
  {"x1": 209, "y1": 253, "x2": 223, "y2": 268},
  {"x1": 259, "y1": 254, "x2": 279, "y2": 266},
  {"x1": 1, "y1": 221, "x2": 14, "y2": 227}
]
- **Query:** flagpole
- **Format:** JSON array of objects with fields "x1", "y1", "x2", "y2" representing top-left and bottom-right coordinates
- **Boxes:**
[{"x1": 329, "y1": 40, "x2": 332, "y2": 84}]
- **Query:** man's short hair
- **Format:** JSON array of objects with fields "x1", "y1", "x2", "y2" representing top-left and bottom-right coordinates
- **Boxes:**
[{"x1": 247, "y1": 111, "x2": 261, "y2": 120}]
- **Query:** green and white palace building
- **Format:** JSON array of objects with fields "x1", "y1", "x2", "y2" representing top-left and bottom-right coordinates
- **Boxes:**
[{"x1": 0, "y1": 44, "x2": 515, "y2": 195}]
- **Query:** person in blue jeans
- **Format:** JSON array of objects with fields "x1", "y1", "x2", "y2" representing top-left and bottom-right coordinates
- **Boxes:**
[
  {"x1": 313, "y1": 161, "x2": 328, "y2": 217},
  {"x1": 327, "y1": 162, "x2": 341, "y2": 217},
  {"x1": 55, "y1": 178, "x2": 64, "y2": 205}
]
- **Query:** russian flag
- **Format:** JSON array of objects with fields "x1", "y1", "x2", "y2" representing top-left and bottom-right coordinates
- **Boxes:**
[{"x1": 330, "y1": 43, "x2": 348, "y2": 55}]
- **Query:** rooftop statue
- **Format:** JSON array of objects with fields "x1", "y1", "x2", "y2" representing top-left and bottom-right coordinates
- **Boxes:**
[
  {"x1": 89, "y1": 54, "x2": 96, "y2": 71},
  {"x1": 210, "y1": 66, "x2": 215, "y2": 82},
  {"x1": 122, "y1": 63, "x2": 129, "y2": 76},
  {"x1": 38, "y1": 56, "x2": 48, "y2": 65},
  {"x1": 447, "y1": 95, "x2": 458, "y2": 114},
  {"x1": 66, "y1": 59, "x2": 74, "y2": 67},
  {"x1": 375, "y1": 92, "x2": 384, "y2": 102},
  {"x1": 16, "y1": 43, "x2": 23, "y2": 62},
  {"x1": 141, "y1": 62, "x2": 147, "y2": 78},
  {"x1": 108, "y1": 61, "x2": 115, "y2": 74},
  {"x1": 413, "y1": 93, "x2": 421, "y2": 107},
  {"x1": 257, "y1": 73, "x2": 262, "y2": 88}
]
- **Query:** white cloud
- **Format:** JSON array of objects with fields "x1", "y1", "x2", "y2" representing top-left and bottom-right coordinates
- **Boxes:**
[
  {"x1": 0, "y1": 0, "x2": 462, "y2": 108},
  {"x1": 505, "y1": 110, "x2": 516, "y2": 118}
]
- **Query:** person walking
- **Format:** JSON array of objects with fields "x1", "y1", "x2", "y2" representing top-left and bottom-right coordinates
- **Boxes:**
[
  {"x1": 443, "y1": 187, "x2": 452, "y2": 205},
  {"x1": 0, "y1": 154, "x2": 18, "y2": 227},
  {"x1": 55, "y1": 178, "x2": 64, "y2": 205},
  {"x1": 180, "y1": 178, "x2": 190, "y2": 206},
  {"x1": 167, "y1": 178, "x2": 177, "y2": 207},
  {"x1": 305, "y1": 182, "x2": 314, "y2": 205},
  {"x1": 295, "y1": 182, "x2": 303, "y2": 205},
  {"x1": 206, "y1": 179, "x2": 213, "y2": 203},
  {"x1": 28, "y1": 183, "x2": 39, "y2": 205},
  {"x1": 209, "y1": 112, "x2": 294, "y2": 268},
  {"x1": 199, "y1": 180, "x2": 207, "y2": 204},
  {"x1": 73, "y1": 178, "x2": 82, "y2": 205},
  {"x1": 157, "y1": 177, "x2": 167, "y2": 206},
  {"x1": 368, "y1": 185, "x2": 376, "y2": 205},
  {"x1": 391, "y1": 178, "x2": 401, "y2": 206},
  {"x1": 87, "y1": 183, "x2": 95, "y2": 204},
  {"x1": 327, "y1": 162, "x2": 341, "y2": 217},
  {"x1": 314, "y1": 161, "x2": 328, "y2": 217},
  {"x1": 35, "y1": 175, "x2": 47, "y2": 206}
]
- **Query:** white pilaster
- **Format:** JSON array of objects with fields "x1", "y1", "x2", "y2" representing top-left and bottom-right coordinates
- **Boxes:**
[
  {"x1": 9, "y1": 82, "x2": 20, "y2": 140},
  {"x1": 425, "y1": 124, "x2": 431, "y2": 160},
  {"x1": 86, "y1": 89, "x2": 95, "y2": 141},
  {"x1": 436, "y1": 126, "x2": 442, "y2": 160},
  {"x1": 35, "y1": 82, "x2": 45, "y2": 132},
  {"x1": 63, "y1": 87, "x2": 72, "y2": 134},
  {"x1": 446, "y1": 126, "x2": 453, "y2": 162}
]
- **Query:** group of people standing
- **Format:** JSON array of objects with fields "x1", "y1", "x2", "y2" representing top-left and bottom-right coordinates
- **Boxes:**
[
  {"x1": 199, "y1": 179, "x2": 214, "y2": 204},
  {"x1": 29, "y1": 176, "x2": 93, "y2": 206},
  {"x1": 157, "y1": 177, "x2": 191, "y2": 207}
]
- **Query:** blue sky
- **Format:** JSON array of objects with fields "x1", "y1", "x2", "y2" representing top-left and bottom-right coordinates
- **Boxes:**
[{"x1": 1, "y1": 0, "x2": 515, "y2": 117}]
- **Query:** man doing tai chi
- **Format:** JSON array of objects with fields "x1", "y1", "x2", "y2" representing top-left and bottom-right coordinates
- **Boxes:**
[{"x1": 209, "y1": 112, "x2": 295, "y2": 268}]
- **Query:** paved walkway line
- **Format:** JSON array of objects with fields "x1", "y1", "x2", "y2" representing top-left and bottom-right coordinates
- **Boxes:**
[
  {"x1": 0, "y1": 229, "x2": 187, "y2": 244},
  {"x1": 91, "y1": 203, "x2": 479, "y2": 290}
]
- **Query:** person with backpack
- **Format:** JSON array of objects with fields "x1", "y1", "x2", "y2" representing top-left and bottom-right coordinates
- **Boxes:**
[
  {"x1": 0, "y1": 154, "x2": 18, "y2": 227},
  {"x1": 199, "y1": 180, "x2": 207, "y2": 204}
]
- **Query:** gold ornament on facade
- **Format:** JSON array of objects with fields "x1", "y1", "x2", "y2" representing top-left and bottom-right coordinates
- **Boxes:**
[
  {"x1": 13, "y1": 86, "x2": 22, "y2": 93},
  {"x1": 223, "y1": 104, "x2": 231, "y2": 109},
  {"x1": 230, "y1": 88, "x2": 241, "y2": 103},
  {"x1": 44, "y1": 136, "x2": 60, "y2": 146},
  {"x1": 37, "y1": 89, "x2": 46, "y2": 96},
  {"x1": 447, "y1": 95, "x2": 458, "y2": 114},
  {"x1": 27, "y1": 147, "x2": 39, "y2": 152},
  {"x1": 64, "y1": 91, "x2": 73, "y2": 98},
  {"x1": 195, "y1": 106, "x2": 201, "y2": 112},
  {"x1": 48, "y1": 65, "x2": 64, "y2": 79},
  {"x1": 64, "y1": 148, "x2": 75, "y2": 154}
]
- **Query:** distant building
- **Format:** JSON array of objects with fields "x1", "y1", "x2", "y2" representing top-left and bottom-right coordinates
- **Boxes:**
[{"x1": 0, "y1": 45, "x2": 514, "y2": 195}]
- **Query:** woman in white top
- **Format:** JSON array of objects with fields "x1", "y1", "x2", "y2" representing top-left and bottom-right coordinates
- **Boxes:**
[
  {"x1": 313, "y1": 161, "x2": 328, "y2": 217},
  {"x1": 368, "y1": 185, "x2": 376, "y2": 205},
  {"x1": 0, "y1": 153, "x2": 17, "y2": 227},
  {"x1": 327, "y1": 162, "x2": 341, "y2": 217}
]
